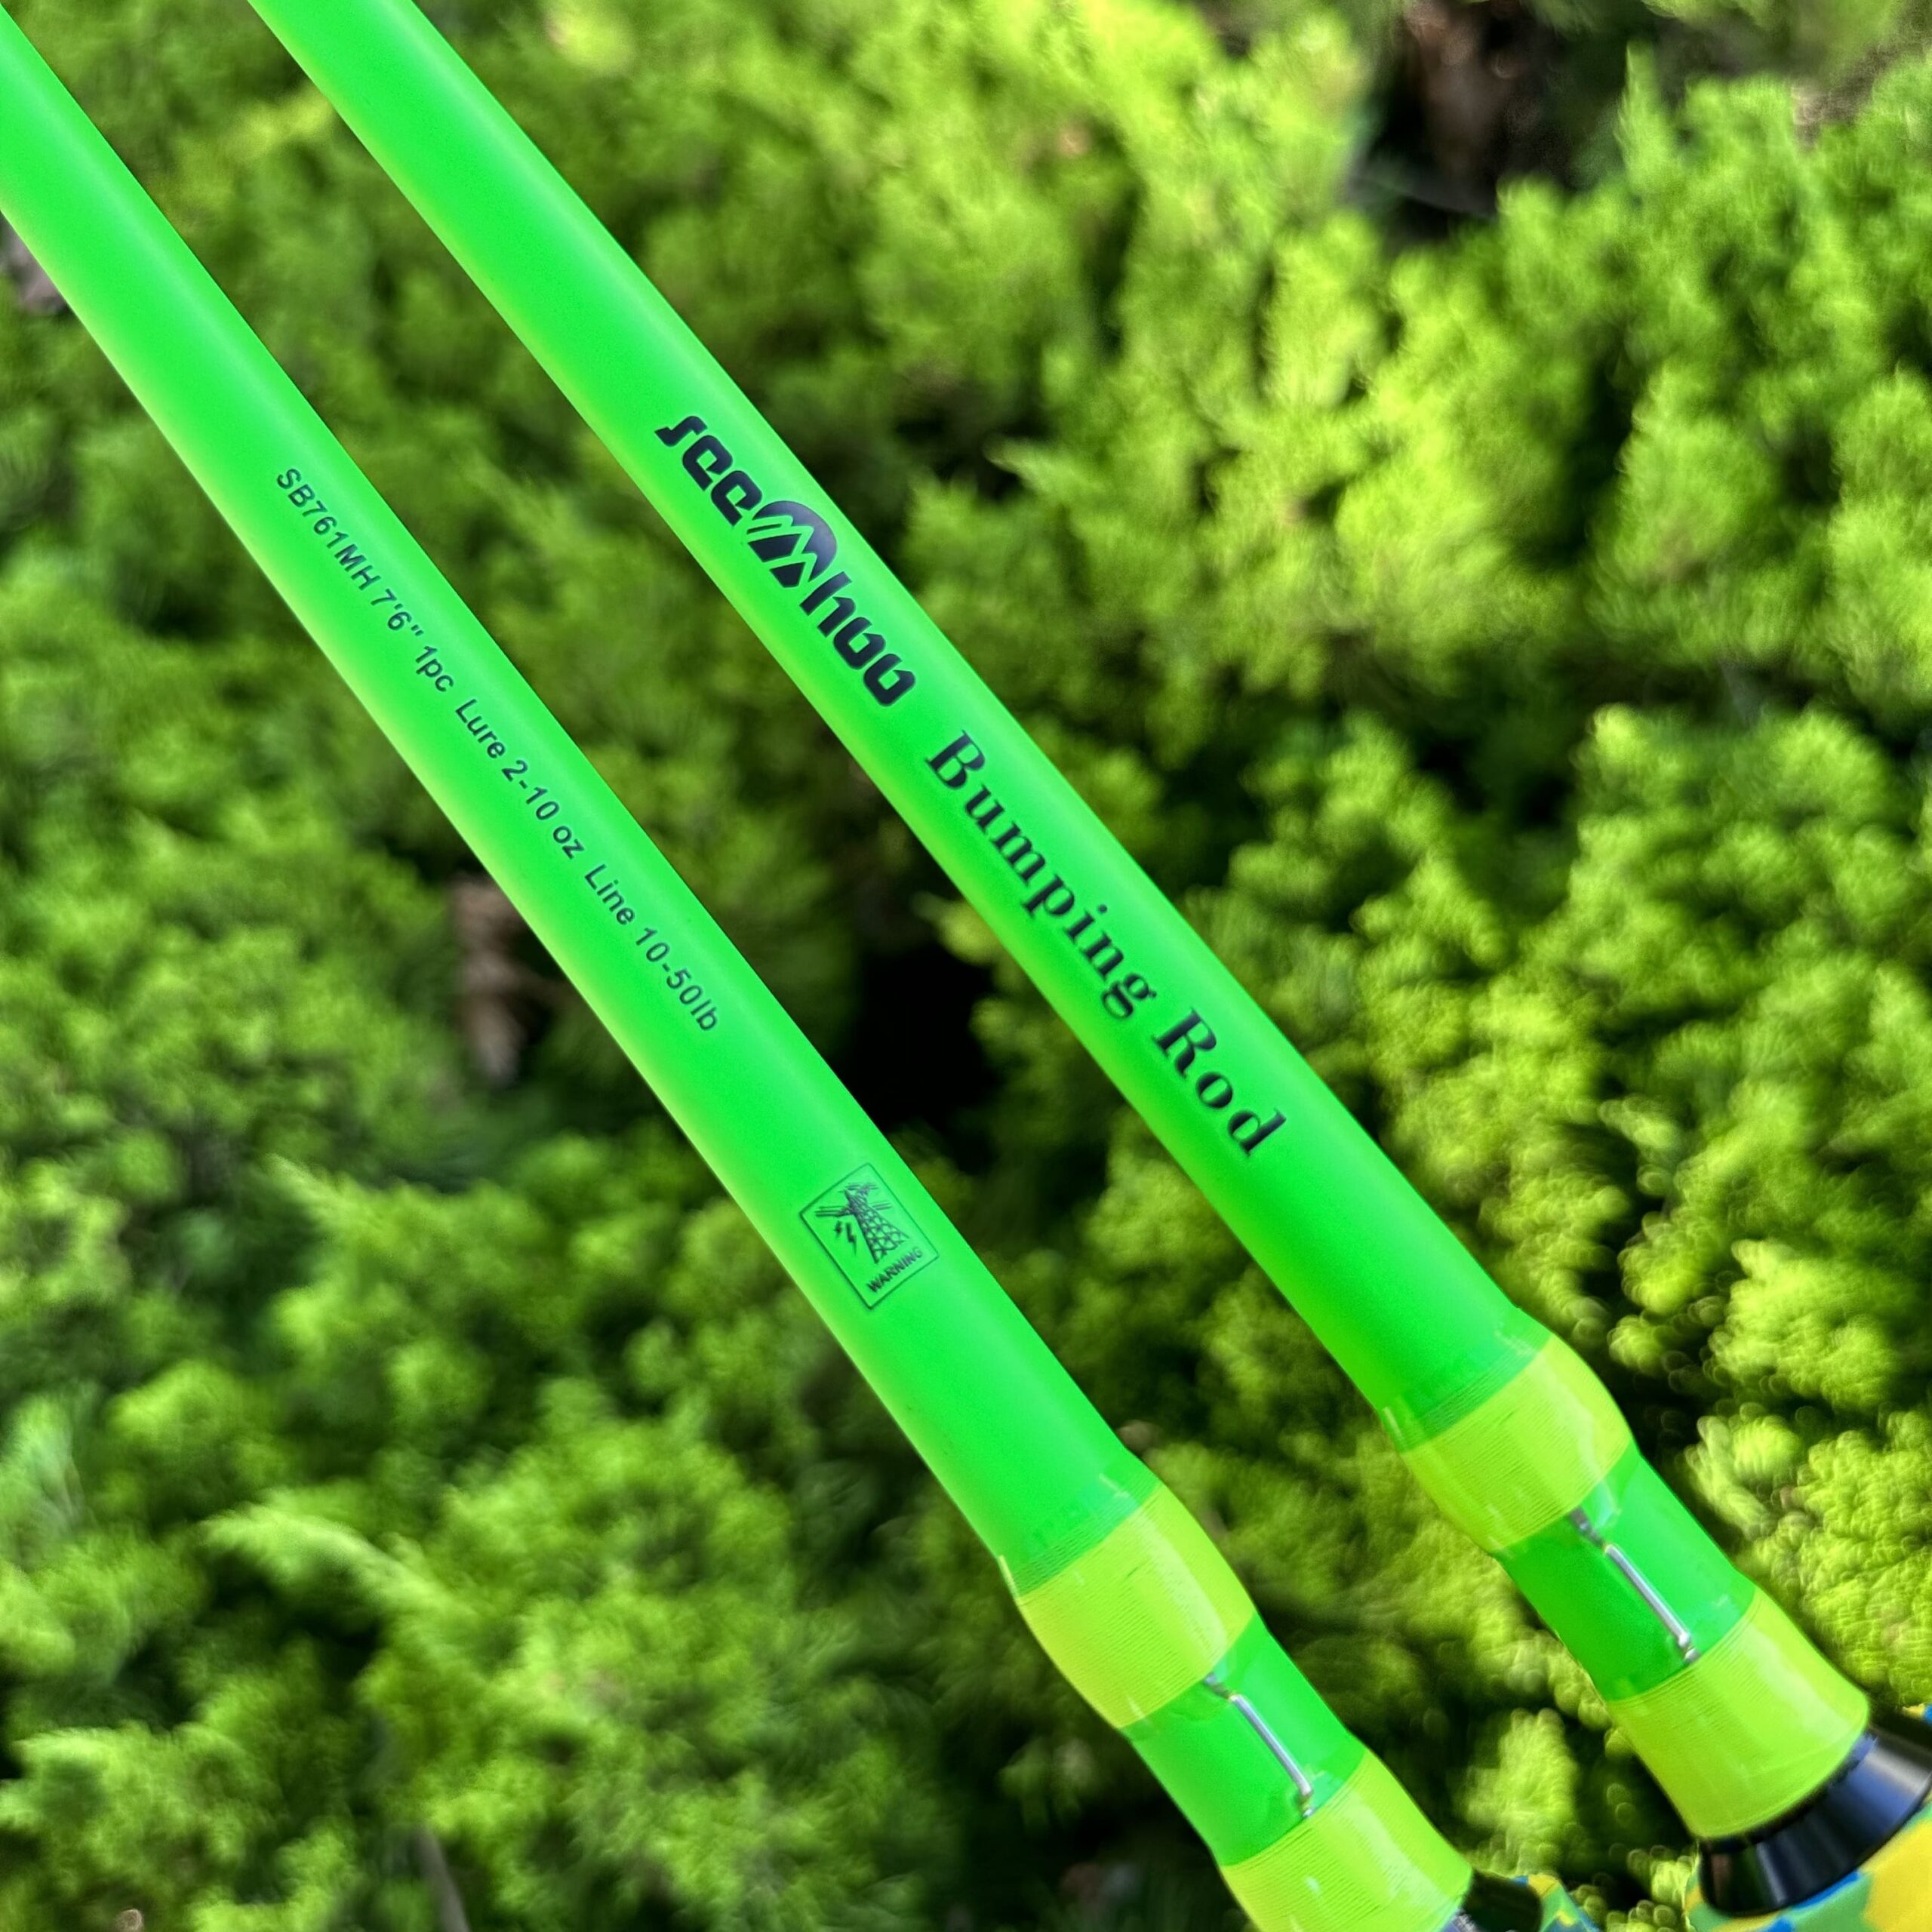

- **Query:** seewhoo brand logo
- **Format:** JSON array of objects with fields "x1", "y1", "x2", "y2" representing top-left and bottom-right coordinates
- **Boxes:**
[
  {"x1": 656, "y1": 415, "x2": 915, "y2": 706},
  {"x1": 800, "y1": 1162, "x2": 937, "y2": 1309},
  {"x1": 745, "y1": 500, "x2": 836, "y2": 587}
]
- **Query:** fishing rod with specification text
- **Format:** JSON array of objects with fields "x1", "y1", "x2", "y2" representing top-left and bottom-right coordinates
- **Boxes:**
[
  {"x1": 224, "y1": 2, "x2": 1932, "y2": 1919},
  {"x1": 0, "y1": 14, "x2": 1598, "y2": 1930}
]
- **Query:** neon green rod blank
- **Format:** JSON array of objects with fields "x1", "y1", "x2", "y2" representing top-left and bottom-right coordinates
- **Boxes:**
[
  {"x1": 229, "y1": 0, "x2": 1872, "y2": 1844},
  {"x1": 0, "y1": 16, "x2": 1501, "y2": 1927}
]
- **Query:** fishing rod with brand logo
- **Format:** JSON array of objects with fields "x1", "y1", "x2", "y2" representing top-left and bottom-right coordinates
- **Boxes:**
[
  {"x1": 223, "y1": 2, "x2": 1932, "y2": 1918},
  {"x1": 0, "y1": 15, "x2": 1598, "y2": 1929}
]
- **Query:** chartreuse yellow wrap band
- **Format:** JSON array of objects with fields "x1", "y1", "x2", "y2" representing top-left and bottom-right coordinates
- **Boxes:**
[
  {"x1": 1607, "y1": 1589, "x2": 1869, "y2": 1841},
  {"x1": 1011, "y1": 1484, "x2": 1473, "y2": 1932},
  {"x1": 1220, "y1": 1755, "x2": 1470, "y2": 1932},
  {"x1": 1398, "y1": 1337, "x2": 1631, "y2": 1553},
  {"x1": 1398, "y1": 1337, "x2": 1869, "y2": 1841},
  {"x1": 1011, "y1": 1483, "x2": 1255, "y2": 1727}
]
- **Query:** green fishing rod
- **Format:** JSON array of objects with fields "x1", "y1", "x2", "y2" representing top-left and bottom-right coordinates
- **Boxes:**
[
  {"x1": 0, "y1": 15, "x2": 1601, "y2": 1930},
  {"x1": 225, "y1": 1, "x2": 1932, "y2": 1917}
]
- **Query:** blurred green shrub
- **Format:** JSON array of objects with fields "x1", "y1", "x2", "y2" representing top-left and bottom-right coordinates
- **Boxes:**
[{"x1": 6, "y1": 1, "x2": 1932, "y2": 1926}]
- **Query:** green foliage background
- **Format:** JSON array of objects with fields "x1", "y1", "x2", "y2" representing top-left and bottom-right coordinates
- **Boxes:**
[{"x1": 5, "y1": 0, "x2": 1932, "y2": 1924}]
